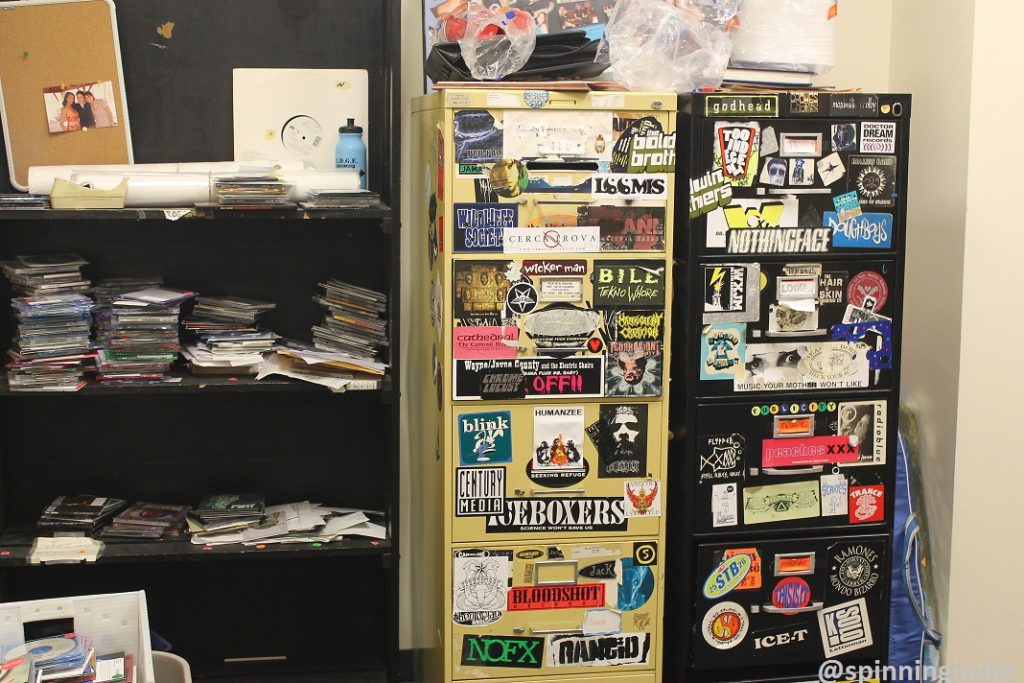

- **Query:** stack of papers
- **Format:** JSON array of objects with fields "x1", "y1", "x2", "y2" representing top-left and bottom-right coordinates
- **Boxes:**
[
  {"x1": 5, "y1": 293, "x2": 96, "y2": 392},
  {"x1": 256, "y1": 343, "x2": 385, "y2": 392},
  {"x1": 189, "y1": 501, "x2": 386, "y2": 546},
  {"x1": 1, "y1": 253, "x2": 90, "y2": 296},
  {"x1": 28, "y1": 537, "x2": 104, "y2": 564},
  {"x1": 94, "y1": 286, "x2": 195, "y2": 383}
]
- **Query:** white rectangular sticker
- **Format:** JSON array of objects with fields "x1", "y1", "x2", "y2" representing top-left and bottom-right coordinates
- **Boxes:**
[
  {"x1": 503, "y1": 110, "x2": 613, "y2": 161},
  {"x1": 592, "y1": 174, "x2": 669, "y2": 200},
  {"x1": 539, "y1": 277, "x2": 584, "y2": 302},
  {"x1": 504, "y1": 226, "x2": 601, "y2": 253},
  {"x1": 818, "y1": 598, "x2": 874, "y2": 658},
  {"x1": 820, "y1": 473, "x2": 849, "y2": 516},
  {"x1": 859, "y1": 122, "x2": 897, "y2": 154},
  {"x1": 455, "y1": 467, "x2": 506, "y2": 517},
  {"x1": 711, "y1": 483, "x2": 738, "y2": 527}
]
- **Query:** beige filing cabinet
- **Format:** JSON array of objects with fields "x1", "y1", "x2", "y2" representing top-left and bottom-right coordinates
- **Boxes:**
[{"x1": 409, "y1": 88, "x2": 677, "y2": 683}]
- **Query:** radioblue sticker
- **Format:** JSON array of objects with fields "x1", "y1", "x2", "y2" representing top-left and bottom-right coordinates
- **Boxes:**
[
  {"x1": 825, "y1": 212, "x2": 893, "y2": 249},
  {"x1": 454, "y1": 203, "x2": 517, "y2": 252},
  {"x1": 458, "y1": 411, "x2": 513, "y2": 465},
  {"x1": 617, "y1": 558, "x2": 654, "y2": 611}
]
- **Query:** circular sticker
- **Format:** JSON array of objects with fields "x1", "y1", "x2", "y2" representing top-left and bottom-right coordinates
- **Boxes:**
[
  {"x1": 702, "y1": 601, "x2": 749, "y2": 650},
  {"x1": 771, "y1": 577, "x2": 811, "y2": 615},
  {"x1": 505, "y1": 281, "x2": 538, "y2": 315},
  {"x1": 831, "y1": 544, "x2": 881, "y2": 597},
  {"x1": 847, "y1": 271, "x2": 889, "y2": 311}
]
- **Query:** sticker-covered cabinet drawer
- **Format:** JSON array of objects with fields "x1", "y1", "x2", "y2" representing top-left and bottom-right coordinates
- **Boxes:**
[
  {"x1": 452, "y1": 402, "x2": 664, "y2": 542},
  {"x1": 693, "y1": 397, "x2": 890, "y2": 534},
  {"x1": 698, "y1": 260, "x2": 897, "y2": 397},
  {"x1": 692, "y1": 535, "x2": 889, "y2": 674},
  {"x1": 452, "y1": 540, "x2": 661, "y2": 679},
  {"x1": 452, "y1": 257, "x2": 668, "y2": 401}
]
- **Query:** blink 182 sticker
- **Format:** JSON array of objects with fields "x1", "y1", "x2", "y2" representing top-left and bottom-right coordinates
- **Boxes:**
[{"x1": 459, "y1": 411, "x2": 513, "y2": 465}]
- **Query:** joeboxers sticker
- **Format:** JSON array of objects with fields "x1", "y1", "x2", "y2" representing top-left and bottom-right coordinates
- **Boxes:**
[
  {"x1": 485, "y1": 497, "x2": 627, "y2": 533},
  {"x1": 702, "y1": 602, "x2": 749, "y2": 650}
]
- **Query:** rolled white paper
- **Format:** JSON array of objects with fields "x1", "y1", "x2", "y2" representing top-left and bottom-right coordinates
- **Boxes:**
[{"x1": 730, "y1": 0, "x2": 837, "y2": 74}]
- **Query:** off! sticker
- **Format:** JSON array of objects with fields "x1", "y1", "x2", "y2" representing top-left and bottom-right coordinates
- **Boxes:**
[{"x1": 702, "y1": 601, "x2": 749, "y2": 650}]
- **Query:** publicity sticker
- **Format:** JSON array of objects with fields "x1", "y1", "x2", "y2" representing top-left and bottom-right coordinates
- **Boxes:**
[
  {"x1": 587, "y1": 403, "x2": 649, "y2": 478},
  {"x1": 617, "y1": 557, "x2": 655, "y2": 611},
  {"x1": 703, "y1": 554, "x2": 753, "y2": 600},
  {"x1": 849, "y1": 485, "x2": 885, "y2": 524},
  {"x1": 704, "y1": 263, "x2": 761, "y2": 323},
  {"x1": 454, "y1": 110, "x2": 504, "y2": 163},
  {"x1": 702, "y1": 601, "x2": 750, "y2": 650},
  {"x1": 859, "y1": 122, "x2": 897, "y2": 154},
  {"x1": 714, "y1": 122, "x2": 761, "y2": 187},
  {"x1": 455, "y1": 467, "x2": 506, "y2": 517},
  {"x1": 825, "y1": 212, "x2": 893, "y2": 250},
  {"x1": 818, "y1": 598, "x2": 874, "y2": 658},
  {"x1": 454, "y1": 203, "x2": 517, "y2": 252},
  {"x1": 689, "y1": 167, "x2": 734, "y2": 219},
  {"x1": 578, "y1": 205, "x2": 666, "y2": 251},
  {"x1": 723, "y1": 548, "x2": 762, "y2": 589},
  {"x1": 452, "y1": 550, "x2": 511, "y2": 626},
  {"x1": 610, "y1": 116, "x2": 676, "y2": 173},
  {"x1": 820, "y1": 473, "x2": 849, "y2": 516},
  {"x1": 829, "y1": 542, "x2": 883, "y2": 598},
  {"x1": 833, "y1": 191, "x2": 863, "y2": 222},
  {"x1": 698, "y1": 433, "x2": 745, "y2": 483},
  {"x1": 545, "y1": 632, "x2": 651, "y2": 668},
  {"x1": 701, "y1": 323, "x2": 746, "y2": 380},
  {"x1": 849, "y1": 155, "x2": 897, "y2": 207},
  {"x1": 458, "y1": 411, "x2": 513, "y2": 465},
  {"x1": 743, "y1": 481, "x2": 821, "y2": 525},
  {"x1": 816, "y1": 153, "x2": 846, "y2": 186},
  {"x1": 831, "y1": 123, "x2": 857, "y2": 152},
  {"x1": 623, "y1": 479, "x2": 661, "y2": 517},
  {"x1": 712, "y1": 483, "x2": 738, "y2": 527},
  {"x1": 460, "y1": 634, "x2": 544, "y2": 669}
]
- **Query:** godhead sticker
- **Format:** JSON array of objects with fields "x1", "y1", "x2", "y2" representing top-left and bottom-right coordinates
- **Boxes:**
[{"x1": 702, "y1": 601, "x2": 749, "y2": 650}]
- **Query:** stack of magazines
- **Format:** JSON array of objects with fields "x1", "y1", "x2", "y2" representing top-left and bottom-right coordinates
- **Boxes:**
[
  {"x1": 181, "y1": 296, "x2": 278, "y2": 375},
  {"x1": 6, "y1": 293, "x2": 96, "y2": 392},
  {"x1": 213, "y1": 176, "x2": 294, "y2": 209},
  {"x1": 94, "y1": 286, "x2": 195, "y2": 383},
  {"x1": 312, "y1": 279, "x2": 388, "y2": 361},
  {"x1": 187, "y1": 493, "x2": 265, "y2": 540},
  {"x1": 1, "y1": 253, "x2": 90, "y2": 296},
  {"x1": 100, "y1": 502, "x2": 189, "y2": 540},
  {"x1": 38, "y1": 495, "x2": 126, "y2": 534}
]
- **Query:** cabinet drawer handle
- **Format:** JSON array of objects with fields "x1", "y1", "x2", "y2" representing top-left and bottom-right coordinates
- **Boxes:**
[
  {"x1": 762, "y1": 466, "x2": 824, "y2": 476},
  {"x1": 761, "y1": 602, "x2": 825, "y2": 614},
  {"x1": 533, "y1": 560, "x2": 579, "y2": 586},
  {"x1": 530, "y1": 488, "x2": 585, "y2": 496},
  {"x1": 529, "y1": 628, "x2": 585, "y2": 636}
]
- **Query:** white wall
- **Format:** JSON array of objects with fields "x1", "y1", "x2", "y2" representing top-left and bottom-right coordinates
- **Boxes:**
[
  {"x1": 944, "y1": 0, "x2": 1024, "y2": 674},
  {"x1": 399, "y1": 0, "x2": 426, "y2": 651},
  {"x1": 888, "y1": 0, "x2": 975, "y2": 639}
]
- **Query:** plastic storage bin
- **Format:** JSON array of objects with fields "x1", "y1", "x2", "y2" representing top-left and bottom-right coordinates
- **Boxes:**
[{"x1": 152, "y1": 652, "x2": 192, "y2": 683}]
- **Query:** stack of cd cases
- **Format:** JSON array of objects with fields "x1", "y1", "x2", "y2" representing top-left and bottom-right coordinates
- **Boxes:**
[
  {"x1": 94, "y1": 285, "x2": 195, "y2": 383},
  {"x1": 1, "y1": 253, "x2": 90, "y2": 297},
  {"x1": 181, "y1": 296, "x2": 278, "y2": 374},
  {"x1": 6, "y1": 293, "x2": 96, "y2": 392},
  {"x1": 312, "y1": 279, "x2": 388, "y2": 360}
]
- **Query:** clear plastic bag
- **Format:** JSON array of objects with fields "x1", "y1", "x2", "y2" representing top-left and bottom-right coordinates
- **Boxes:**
[
  {"x1": 597, "y1": 0, "x2": 731, "y2": 94},
  {"x1": 458, "y1": 7, "x2": 537, "y2": 81},
  {"x1": 730, "y1": 0, "x2": 838, "y2": 74}
]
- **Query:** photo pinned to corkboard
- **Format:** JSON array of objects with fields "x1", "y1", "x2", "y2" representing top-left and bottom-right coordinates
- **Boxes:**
[{"x1": 0, "y1": 0, "x2": 133, "y2": 190}]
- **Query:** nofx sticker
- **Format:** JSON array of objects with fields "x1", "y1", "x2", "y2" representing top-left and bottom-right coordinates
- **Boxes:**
[
  {"x1": 714, "y1": 122, "x2": 761, "y2": 187},
  {"x1": 611, "y1": 116, "x2": 676, "y2": 173},
  {"x1": 703, "y1": 263, "x2": 761, "y2": 323},
  {"x1": 586, "y1": 403, "x2": 649, "y2": 477},
  {"x1": 452, "y1": 550, "x2": 512, "y2": 625},
  {"x1": 461, "y1": 634, "x2": 544, "y2": 669}
]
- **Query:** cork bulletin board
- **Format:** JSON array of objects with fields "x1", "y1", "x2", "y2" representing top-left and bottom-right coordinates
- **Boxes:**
[{"x1": 0, "y1": 0, "x2": 133, "y2": 190}]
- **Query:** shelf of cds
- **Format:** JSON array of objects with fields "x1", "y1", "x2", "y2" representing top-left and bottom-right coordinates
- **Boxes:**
[{"x1": 0, "y1": 0, "x2": 403, "y2": 679}]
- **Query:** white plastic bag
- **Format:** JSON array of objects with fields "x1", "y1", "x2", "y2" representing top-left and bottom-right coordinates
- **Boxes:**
[
  {"x1": 458, "y1": 6, "x2": 537, "y2": 81},
  {"x1": 598, "y1": 0, "x2": 731, "y2": 93},
  {"x1": 731, "y1": 0, "x2": 839, "y2": 74}
]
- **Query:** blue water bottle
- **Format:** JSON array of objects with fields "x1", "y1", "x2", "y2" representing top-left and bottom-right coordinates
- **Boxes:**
[{"x1": 335, "y1": 118, "x2": 367, "y2": 189}]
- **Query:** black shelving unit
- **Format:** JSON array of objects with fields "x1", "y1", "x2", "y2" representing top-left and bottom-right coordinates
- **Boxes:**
[{"x1": 0, "y1": 1, "x2": 402, "y2": 681}]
